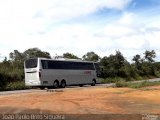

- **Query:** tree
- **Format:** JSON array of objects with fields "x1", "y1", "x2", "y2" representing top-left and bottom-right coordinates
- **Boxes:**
[
  {"x1": 100, "y1": 55, "x2": 117, "y2": 77},
  {"x1": 2, "y1": 57, "x2": 10, "y2": 67},
  {"x1": 9, "y1": 50, "x2": 24, "y2": 62},
  {"x1": 82, "y1": 52, "x2": 100, "y2": 62},
  {"x1": 144, "y1": 50, "x2": 156, "y2": 63},
  {"x1": 23, "y1": 48, "x2": 51, "y2": 59},
  {"x1": 9, "y1": 50, "x2": 25, "y2": 68},
  {"x1": 132, "y1": 54, "x2": 143, "y2": 69},
  {"x1": 63, "y1": 52, "x2": 79, "y2": 59},
  {"x1": 132, "y1": 54, "x2": 141, "y2": 63},
  {"x1": 9, "y1": 48, "x2": 51, "y2": 69},
  {"x1": 132, "y1": 50, "x2": 156, "y2": 76},
  {"x1": 114, "y1": 51, "x2": 126, "y2": 70},
  {"x1": 143, "y1": 50, "x2": 156, "y2": 75},
  {"x1": 100, "y1": 51, "x2": 127, "y2": 77}
]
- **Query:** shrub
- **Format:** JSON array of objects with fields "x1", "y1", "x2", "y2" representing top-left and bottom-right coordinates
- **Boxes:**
[
  {"x1": 154, "y1": 71, "x2": 160, "y2": 78},
  {"x1": 115, "y1": 81, "x2": 160, "y2": 88},
  {"x1": 5, "y1": 81, "x2": 30, "y2": 91},
  {"x1": 101, "y1": 77, "x2": 126, "y2": 83},
  {"x1": 0, "y1": 73, "x2": 8, "y2": 90},
  {"x1": 128, "y1": 81, "x2": 148, "y2": 88},
  {"x1": 115, "y1": 80, "x2": 128, "y2": 87}
]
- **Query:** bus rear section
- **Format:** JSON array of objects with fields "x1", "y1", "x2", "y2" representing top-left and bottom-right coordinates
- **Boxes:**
[{"x1": 24, "y1": 58, "x2": 41, "y2": 86}]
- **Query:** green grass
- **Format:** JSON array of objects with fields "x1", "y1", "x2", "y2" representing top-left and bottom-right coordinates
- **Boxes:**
[
  {"x1": 115, "y1": 80, "x2": 128, "y2": 87},
  {"x1": 155, "y1": 71, "x2": 160, "y2": 77},
  {"x1": 100, "y1": 77, "x2": 126, "y2": 84},
  {"x1": 115, "y1": 80, "x2": 160, "y2": 88},
  {"x1": 100, "y1": 75, "x2": 159, "y2": 84}
]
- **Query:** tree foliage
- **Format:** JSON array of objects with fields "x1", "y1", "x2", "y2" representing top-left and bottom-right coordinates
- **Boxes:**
[
  {"x1": 24, "y1": 48, "x2": 51, "y2": 59},
  {"x1": 0, "y1": 48, "x2": 159, "y2": 90},
  {"x1": 8, "y1": 48, "x2": 51, "y2": 69},
  {"x1": 100, "y1": 51, "x2": 128, "y2": 78},
  {"x1": 144, "y1": 50, "x2": 156, "y2": 63},
  {"x1": 132, "y1": 54, "x2": 143, "y2": 69},
  {"x1": 82, "y1": 52, "x2": 100, "y2": 62},
  {"x1": 132, "y1": 50, "x2": 156, "y2": 76},
  {"x1": 63, "y1": 52, "x2": 79, "y2": 59}
]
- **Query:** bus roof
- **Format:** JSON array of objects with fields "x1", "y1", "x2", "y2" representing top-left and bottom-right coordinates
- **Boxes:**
[{"x1": 26, "y1": 57, "x2": 98, "y2": 63}]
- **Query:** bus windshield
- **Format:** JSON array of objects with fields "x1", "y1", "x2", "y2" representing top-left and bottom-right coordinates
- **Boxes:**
[{"x1": 25, "y1": 58, "x2": 38, "y2": 68}]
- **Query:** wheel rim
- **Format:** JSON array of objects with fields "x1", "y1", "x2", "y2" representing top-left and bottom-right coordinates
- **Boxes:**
[
  {"x1": 54, "y1": 81, "x2": 58, "y2": 88},
  {"x1": 92, "y1": 80, "x2": 95, "y2": 85},
  {"x1": 61, "y1": 81, "x2": 66, "y2": 88}
]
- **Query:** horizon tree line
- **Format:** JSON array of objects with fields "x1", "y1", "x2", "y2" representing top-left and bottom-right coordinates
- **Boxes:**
[{"x1": 0, "y1": 48, "x2": 160, "y2": 90}]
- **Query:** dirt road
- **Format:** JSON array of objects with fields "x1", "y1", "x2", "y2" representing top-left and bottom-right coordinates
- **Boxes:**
[
  {"x1": 0, "y1": 86, "x2": 160, "y2": 114},
  {"x1": 0, "y1": 86, "x2": 160, "y2": 119}
]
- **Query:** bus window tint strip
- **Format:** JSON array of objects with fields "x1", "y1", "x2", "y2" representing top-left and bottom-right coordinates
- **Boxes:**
[{"x1": 41, "y1": 60, "x2": 95, "y2": 70}]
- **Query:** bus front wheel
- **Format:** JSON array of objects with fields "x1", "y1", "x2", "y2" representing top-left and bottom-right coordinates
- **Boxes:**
[{"x1": 53, "y1": 80, "x2": 59, "y2": 88}]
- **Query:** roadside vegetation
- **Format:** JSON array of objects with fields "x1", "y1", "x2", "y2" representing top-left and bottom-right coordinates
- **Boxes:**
[
  {"x1": 0, "y1": 48, "x2": 160, "y2": 91},
  {"x1": 115, "y1": 80, "x2": 160, "y2": 88}
]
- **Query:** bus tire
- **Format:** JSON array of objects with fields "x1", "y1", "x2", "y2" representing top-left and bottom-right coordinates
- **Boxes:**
[
  {"x1": 79, "y1": 84, "x2": 83, "y2": 87},
  {"x1": 60, "y1": 80, "x2": 66, "y2": 88},
  {"x1": 40, "y1": 86, "x2": 45, "y2": 90},
  {"x1": 91, "y1": 79, "x2": 96, "y2": 86},
  {"x1": 53, "y1": 80, "x2": 59, "y2": 89}
]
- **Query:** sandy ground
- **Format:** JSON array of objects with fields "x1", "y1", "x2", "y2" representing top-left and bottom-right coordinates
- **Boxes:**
[{"x1": 0, "y1": 86, "x2": 160, "y2": 119}]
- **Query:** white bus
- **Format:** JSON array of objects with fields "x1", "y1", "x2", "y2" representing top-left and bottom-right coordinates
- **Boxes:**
[{"x1": 24, "y1": 57, "x2": 101, "y2": 89}]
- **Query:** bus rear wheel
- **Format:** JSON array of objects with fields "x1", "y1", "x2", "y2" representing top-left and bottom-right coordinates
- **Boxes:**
[
  {"x1": 53, "y1": 80, "x2": 59, "y2": 89},
  {"x1": 60, "y1": 80, "x2": 66, "y2": 88},
  {"x1": 40, "y1": 86, "x2": 45, "y2": 90},
  {"x1": 91, "y1": 79, "x2": 96, "y2": 86}
]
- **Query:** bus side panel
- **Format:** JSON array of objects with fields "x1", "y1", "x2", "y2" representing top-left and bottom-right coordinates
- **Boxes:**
[
  {"x1": 41, "y1": 70, "x2": 84, "y2": 85},
  {"x1": 40, "y1": 69, "x2": 96, "y2": 86},
  {"x1": 41, "y1": 69, "x2": 96, "y2": 86}
]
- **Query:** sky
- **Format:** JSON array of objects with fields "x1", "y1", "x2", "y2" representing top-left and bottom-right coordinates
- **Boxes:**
[{"x1": 0, "y1": 0, "x2": 160, "y2": 62}]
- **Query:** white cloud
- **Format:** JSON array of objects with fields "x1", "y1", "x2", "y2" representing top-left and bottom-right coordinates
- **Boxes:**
[
  {"x1": 0, "y1": 0, "x2": 132, "y2": 33},
  {"x1": 118, "y1": 12, "x2": 135, "y2": 25},
  {"x1": 0, "y1": 0, "x2": 133, "y2": 38},
  {"x1": 0, "y1": 0, "x2": 160, "y2": 62},
  {"x1": 34, "y1": 0, "x2": 132, "y2": 21}
]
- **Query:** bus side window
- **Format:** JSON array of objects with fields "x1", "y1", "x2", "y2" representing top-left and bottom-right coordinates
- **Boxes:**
[{"x1": 41, "y1": 60, "x2": 48, "y2": 69}]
